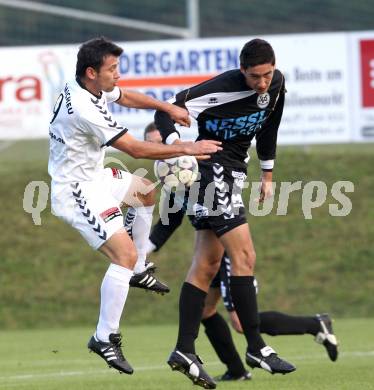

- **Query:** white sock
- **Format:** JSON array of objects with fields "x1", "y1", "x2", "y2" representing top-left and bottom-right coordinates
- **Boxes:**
[
  {"x1": 130, "y1": 205, "x2": 155, "y2": 274},
  {"x1": 96, "y1": 263, "x2": 133, "y2": 342},
  {"x1": 145, "y1": 238, "x2": 157, "y2": 256}
]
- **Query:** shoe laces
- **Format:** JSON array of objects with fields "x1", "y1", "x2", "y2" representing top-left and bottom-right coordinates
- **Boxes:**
[
  {"x1": 108, "y1": 335, "x2": 126, "y2": 361},
  {"x1": 113, "y1": 343, "x2": 125, "y2": 361}
]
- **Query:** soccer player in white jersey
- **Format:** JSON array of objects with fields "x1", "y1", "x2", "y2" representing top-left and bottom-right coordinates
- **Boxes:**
[{"x1": 48, "y1": 37, "x2": 221, "y2": 374}]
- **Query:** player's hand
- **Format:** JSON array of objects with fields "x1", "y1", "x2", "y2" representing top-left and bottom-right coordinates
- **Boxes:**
[
  {"x1": 183, "y1": 140, "x2": 222, "y2": 159},
  {"x1": 166, "y1": 104, "x2": 191, "y2": 127},
  {"x1": 172, "y1": 139, "x2": 211, "y2": 160},
  {"x1": 257, "y1": 171, "x2": 274, "y2": 203},
  {"x1": 229, "y1": 311, "x2": 243, "y2": 333}
]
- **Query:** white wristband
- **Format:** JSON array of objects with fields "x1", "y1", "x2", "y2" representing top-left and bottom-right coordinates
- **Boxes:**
[{"x1": 260, "y1": 159, "x2": 274, "y2": 170}]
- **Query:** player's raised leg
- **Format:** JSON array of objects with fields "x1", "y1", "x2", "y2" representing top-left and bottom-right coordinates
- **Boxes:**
[
  {"x1": 121, "y1": 174, "x2": 169, "y2": 294},
  {"x1": 259, "y1": 311, "x2": 338, "y2": 361},
  {"x1": 219, "y1": 223, "x2": 296, "y2": 375},
  {"x1": 168, "y1": 229, "x2": 223, "y2": 389}
]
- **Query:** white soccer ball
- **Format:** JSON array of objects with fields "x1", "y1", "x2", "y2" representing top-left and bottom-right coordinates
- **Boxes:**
[{"x1": 154, "y1": 155, "x2": 199, "y2": 189}]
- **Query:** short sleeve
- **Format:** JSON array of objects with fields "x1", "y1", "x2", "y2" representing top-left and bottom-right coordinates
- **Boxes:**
[
  {"x1": 104, "y1": 87, "x2": 121, "y2": 103},
  {"x1": 80, "y1": 109, "x2": 127, "y2": 147}
]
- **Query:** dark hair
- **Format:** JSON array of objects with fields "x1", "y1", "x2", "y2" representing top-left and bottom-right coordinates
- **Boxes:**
[
  {"x1": 143, "y1": 122, "x2": 158, "y2": 140},
  {"x1": 239, "y1": 39, "x2": 275, "y2": 69},
  {"x1": 75, "y1": 37, "x2": 123, "y2": 77}
]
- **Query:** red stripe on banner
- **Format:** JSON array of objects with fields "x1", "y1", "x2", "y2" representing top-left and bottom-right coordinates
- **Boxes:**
[
  {"x1": 117, "y1": 74, "x2": 216, "y2": 88},
  {"x1": 360, "y1": 39, "x2": 374, "y2": 107}
]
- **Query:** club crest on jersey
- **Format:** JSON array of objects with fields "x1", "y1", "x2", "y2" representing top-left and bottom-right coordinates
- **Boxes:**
[
  {"x1": 208, "y1": 97, "x2": 218, "y2": 104},
  {"x1": 257, "y1": 93, "x2": 270, "y2": 108}
]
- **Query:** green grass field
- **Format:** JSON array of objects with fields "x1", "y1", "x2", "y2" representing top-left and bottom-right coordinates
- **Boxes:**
[{"x1": 0, "y1": 319, "x2": 373, "y2": 390}]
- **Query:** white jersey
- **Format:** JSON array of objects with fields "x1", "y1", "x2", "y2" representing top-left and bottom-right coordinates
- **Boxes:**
[{"x1": 48, "y1": 79, "x2": 127, "y2": 184}]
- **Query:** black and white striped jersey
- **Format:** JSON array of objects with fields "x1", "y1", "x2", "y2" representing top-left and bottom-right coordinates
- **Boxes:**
[{"x1": 155, "y1": 69, "x2": 285, "y2": 169}]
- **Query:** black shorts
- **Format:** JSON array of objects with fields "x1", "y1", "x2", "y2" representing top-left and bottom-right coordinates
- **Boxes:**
[{"x1": 188, "y1": 161, "x2": 247, "y2": 237}]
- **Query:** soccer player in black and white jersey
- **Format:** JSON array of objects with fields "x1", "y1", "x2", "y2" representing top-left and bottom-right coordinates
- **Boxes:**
[
  {"x1": 155, "y1": 38, "x2": 294, "y2": 388},
  {"x1": 48, "y1": 37, "x2": 222, "y2": 375},
  {"x1": 144, "y1": 122, "x2": 338, "y2": 381},
  {"x1": 144, "y1": 124, "x2": 338, "y2": 382}
]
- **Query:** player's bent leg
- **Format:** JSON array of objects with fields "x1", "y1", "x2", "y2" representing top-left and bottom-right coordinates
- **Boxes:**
[
  {"x1": 219, "y1": 224, "x2": 296, "y2": 375},
  {"x1": 315, "y1": 313, "x2": 339, "y2": 361},
  {"x1": 259, "y1": 311, "x2": 338, "y2": 362},
  {"x1": 99, "y1": 228, "x2": 137, "y2": 268},
  {"x1": 88, "y1": 230, "x2": 136, "y2": 374},
  {"x1": 121, "y1": 175, "x2": 169, "y2": 293},
  {"x1": 121, "y1": 175, "x2": 156, "y2": 208}
]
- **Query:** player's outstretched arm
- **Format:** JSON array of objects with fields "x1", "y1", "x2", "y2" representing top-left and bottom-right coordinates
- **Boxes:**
[
  {"x1": 112, "y1": 132, "x2": 221, "y2": 160},
  {"x1": 117, "y1": 89, "x2": 191, "y2": 127}
]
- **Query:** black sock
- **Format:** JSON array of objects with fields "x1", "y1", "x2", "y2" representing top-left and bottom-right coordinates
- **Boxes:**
[
  {"x1": 175, "y1": 282, "x2": 206, "y2": 354},
  {"x1": 149, "y1": 192, "x2": 186, "y2": 251},
  {"x1": 260, "y1": 311, "x2": 320, "y2": 335},
  {"x1": 202, "y1": 312, "x2": 246, "y2": 376},
  {"x1": 230, "y1": 275, "x2": 266, "y2": 354}
]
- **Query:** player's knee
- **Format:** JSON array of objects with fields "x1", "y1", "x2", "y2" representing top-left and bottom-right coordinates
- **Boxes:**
[
  {"x1": 205, "y1": 258, "x2": 221, "y2": 280},
  {"x1": 188, "y1": 257, "x2": 219, "y2": 288},
  {"x1": 115, "y1": 247, "x2": 137, "y2": 269},
  {"x1": 204, "y1": 267, "x2": 218, "y2": 282},
  {"x1": 233, "y1": 247, "x2": 256, "y2": 273},
  {"x1": 193, "y1": 267, "x2": 216, "y2": 286},
  {"x1": 140, "y1": 178, "x2": 156, "y2": 206},
  {"x1": 248, "y1": 248, "x2": 256, "y2": 265},
  {"x1": 241, "y1": 246, "x2": 256, "y2": 265},
  {"x1": 147, "y1": 185, "x2": 157, "y2": 205}
]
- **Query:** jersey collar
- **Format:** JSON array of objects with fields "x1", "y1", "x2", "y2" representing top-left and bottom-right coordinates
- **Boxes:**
[{"x1": 75, "y1": 76, "x2": 102, "y2": 99}]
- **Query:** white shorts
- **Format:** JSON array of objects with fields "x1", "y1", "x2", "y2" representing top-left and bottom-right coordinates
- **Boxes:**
[{"x1": 51, "y1": 168, "x2": 133, "y2": 249}]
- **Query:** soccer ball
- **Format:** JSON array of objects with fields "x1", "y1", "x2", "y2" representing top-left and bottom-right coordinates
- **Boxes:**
[{"x1": 154, "y1": 155, "x2": 199, "y2": 189}]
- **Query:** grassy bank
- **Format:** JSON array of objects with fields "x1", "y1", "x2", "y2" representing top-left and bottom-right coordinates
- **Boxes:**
[{"x1": 0, "y1": 140, "x2": 373, "y2": 329}]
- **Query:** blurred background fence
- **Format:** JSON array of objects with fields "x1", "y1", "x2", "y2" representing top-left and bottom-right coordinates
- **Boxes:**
[{"x1": 1, "y1": 0, "x2": 374, "y2": 46}]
